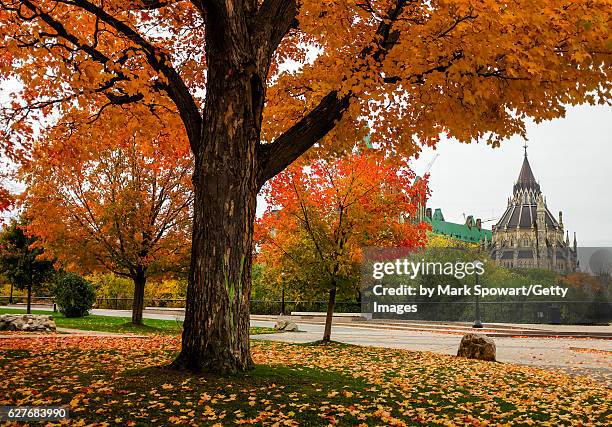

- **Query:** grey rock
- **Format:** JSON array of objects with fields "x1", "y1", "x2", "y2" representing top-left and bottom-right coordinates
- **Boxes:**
[
  {"x1": 0, "y1": 314, "x2": 56, "y2": 332},
  {"x1": 274, "y1": 319, "x2": 299, "y2": 332},
  {"x1": 274, "y1": 320, "x2": 289, "y2": 330},
  {"x1": 283, "y1": 322, "x2": 299, "y2": 332}
]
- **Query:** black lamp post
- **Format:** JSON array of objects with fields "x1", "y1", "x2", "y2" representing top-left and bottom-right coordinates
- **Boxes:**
[
  {"x1": 280, "y1": 272, "x2": 286, "y2": 316},
  {"x1": 473, "y1": 261, "x2": 483, "y2": 328}
]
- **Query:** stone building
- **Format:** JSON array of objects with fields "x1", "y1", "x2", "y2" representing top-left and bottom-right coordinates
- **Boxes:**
[{"x1": 489, "y1": 149, "x2": 578, "y2": 272}]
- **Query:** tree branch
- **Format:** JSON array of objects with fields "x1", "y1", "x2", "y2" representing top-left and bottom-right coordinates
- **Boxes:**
[
  {"x1": 137, "y1": 0, "x2": 172, "y2": 10},
  {"x1": 257, "y1": 91, "x2": 349, "y2": 186},
  {"x1": 254, "y1": 0, "x2": 298, "y2": 59},
  {"x1": 64, "y1": 0, "x2": 202, "y2": 147},
  {"x1": 24, "y1": 0, "x2": 203, "y2": 148},
  {"x1": 257, "y1": 0, "x2": 410, "y2": 185}
]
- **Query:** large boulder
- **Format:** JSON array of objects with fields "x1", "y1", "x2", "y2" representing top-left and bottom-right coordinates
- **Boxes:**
[
  {"x1": 457, "y1": 333, "x2": 496, "y2": 361},
  {"x1": 0, "y1": 314, "x2": 56, "y2": 332},
  {"x1": 283, "y1": 322, "x2": 299, "y2": 332},
  {"x1": 274, "y1": 319, "x2": 299, "y2": 332}
]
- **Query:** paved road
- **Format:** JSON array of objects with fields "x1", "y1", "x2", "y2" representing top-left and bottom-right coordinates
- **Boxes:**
[
  {"x1": 4, "y1": 307, "x2": 610, "y2": 384},
  {"x1": 257, "y1": 322, "x2": 611, "y2": 383},
  {"x1": 83, "y1": 308, "x2": 612, "y2": 385}
]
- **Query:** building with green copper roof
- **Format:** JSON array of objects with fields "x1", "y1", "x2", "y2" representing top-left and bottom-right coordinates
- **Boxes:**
[
  {"x1": 362, "y1": 131, "x2": 491, "y2": 245},
  {"x1": 422, "y1": 208, "x2": 492, "y2": 244}
]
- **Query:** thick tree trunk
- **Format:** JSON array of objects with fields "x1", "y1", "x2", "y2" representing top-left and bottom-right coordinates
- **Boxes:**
[
  {"x1": 171, "y1": 20, "x2": 265, "y2": 373},
  {"x1": 9, "y1": 282, "x2": 14, "y2": 304},
  {"x1": 323, "y1": 285, "x2": 337, "y2": 342},
  {"x1": 26, "y1": 282, "x2": 32, "y2": 314},
  {"x1": 172, "y1": 176, "x2": 257, "y2": 373},
  {"x1": 171, "y1": 149, "x2": 258, "y2": 372},
  {"x1": 131, "y1": 269, "x2": 147, "y2": 325}
]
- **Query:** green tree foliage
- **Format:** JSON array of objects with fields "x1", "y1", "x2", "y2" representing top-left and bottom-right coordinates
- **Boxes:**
[{"x1": 0, "y1": 219, "x2": 55, "y2": 313}]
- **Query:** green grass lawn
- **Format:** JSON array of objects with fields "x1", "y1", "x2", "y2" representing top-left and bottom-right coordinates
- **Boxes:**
[
  {"x1": 0, "y1": 337, "x2": 608, "y2": 426},
  {"x1": 0, "y1": 307, "x2": 276, "y2": 336}
]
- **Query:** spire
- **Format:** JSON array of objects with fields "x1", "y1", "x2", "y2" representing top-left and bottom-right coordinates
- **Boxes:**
[
  {"x1": 514, "y1": 145, "x2": 541, "y2": 194},
  {"x1": 518, "y1": 153, "x2": 537, "y2": 184}
]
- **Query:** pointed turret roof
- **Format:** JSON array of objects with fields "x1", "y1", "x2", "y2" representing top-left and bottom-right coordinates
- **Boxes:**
[
  {"x1": 513, "y1": 150, "x2": 540, "y2": 193},
  {"x1": 495, "y1": 148, "x2": 559, "y2": 230},
  {"x1": 518, "y1": 155, "x2": 536, "y2": 183}
]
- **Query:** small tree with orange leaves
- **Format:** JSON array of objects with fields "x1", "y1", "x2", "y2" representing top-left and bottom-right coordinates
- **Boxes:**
[
  {"x1": 257, "y1": 152, "x2": 429, "y2": 341},
  {"x1": 21, "y1": 107, "x2": 192, "y2": 325}
]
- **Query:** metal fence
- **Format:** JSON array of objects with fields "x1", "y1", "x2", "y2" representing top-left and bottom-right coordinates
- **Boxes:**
[
  {"x1": 0, "y1": 296, "x2": 54, "y2": 306},
  {"x1": 251, "y1": 300, "x2": 361, "y2": 315},
  {"x1": 94, "y1": 298, "x2": 186, "y2": 310},
  {"x1": 2, "y1": 296, "x2": 609, "y2": 324},
  {"x1": 0, "y1": 296, "x2": 360, "y2": 314},
  {"x1": 90, "y1": 299, "x2": 361, "y2": 314}
]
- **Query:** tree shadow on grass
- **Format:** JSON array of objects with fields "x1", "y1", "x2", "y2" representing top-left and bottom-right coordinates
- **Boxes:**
[{"x1": 111, "y1": 362, "x2": 375, "y2": 425}]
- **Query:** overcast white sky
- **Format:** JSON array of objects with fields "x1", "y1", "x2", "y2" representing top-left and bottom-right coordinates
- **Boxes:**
[{"x1": 409, "y1": 104, "x2": 612, "y2": 247}]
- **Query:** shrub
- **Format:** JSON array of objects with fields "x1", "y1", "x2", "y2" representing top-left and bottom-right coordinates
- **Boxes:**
[{"x1": 54, "y1": 273, "x2": 95, "y2": 318}]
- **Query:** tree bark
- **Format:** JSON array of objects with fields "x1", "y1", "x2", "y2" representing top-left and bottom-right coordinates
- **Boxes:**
[
  {"x1": 9, "y1": 282, "x2": 14, "y2": 304},
  {"x1": 323, "y1": 285, "x2": 337, "y2": 342},
  {"x1": 26, "y1": 282, "x2": 32, "y2": 314},
  {"x1": 171, "y1": 14, "x2": 265, "y2": 373},
  {"x1": 172, "y1": 172, "x2": 257, "y2": 373},
  {"x1": 131, "y1": 268, "x2": 147, "y2": 325}
]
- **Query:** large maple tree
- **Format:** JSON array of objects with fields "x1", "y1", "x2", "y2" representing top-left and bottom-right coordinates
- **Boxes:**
[
  {"x1": 256, "y1": 152, "x2": 429, "y2": 341},
  {"x1": 21, "y1": 106, "x2": 192, "y2": 325},
  {"x1": 0, "y1": 0, "x2": 609, "y2": 373}
]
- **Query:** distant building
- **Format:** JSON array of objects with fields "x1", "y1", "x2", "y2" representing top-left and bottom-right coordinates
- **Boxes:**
[
  {"x1": 489, "y1": 149, "x2": 578, "y2": 272},
  {"x1": 421, "y1": 208, "x2": 492, "y2": 244}
]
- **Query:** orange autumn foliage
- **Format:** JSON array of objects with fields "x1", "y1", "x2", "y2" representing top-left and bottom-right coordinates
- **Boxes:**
[
  {"x1": 256, "y1": 152, "x2": 429, "y2": 339},
  {"x1": 0, "y1": 336, "x2": 610, "y2": 426},
  {"x1": 257, "y1": 152, "x2": 429, "y2": 260},
  {"x1": 20, "y1": 106, "x2": 192, "y2": 322},
  {"x1": 0, "y1": 1, "x2": 608, "y2": 156}
]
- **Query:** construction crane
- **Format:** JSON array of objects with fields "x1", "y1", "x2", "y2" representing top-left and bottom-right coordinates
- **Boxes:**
[
  {"x1": 462, "y1": 214, "x2": 499, "y2": 223},
  {"x1": 423, "y1": 153, "x2": 439, "y2": 176},
  {"x1": 412, "y1": 153, "x2": 439, "y2": 185}
]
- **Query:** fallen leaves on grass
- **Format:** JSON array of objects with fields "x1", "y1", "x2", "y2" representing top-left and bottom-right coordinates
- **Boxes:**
[{"x1": 0, "y1": 336, "x2": 609, "y2": 426}]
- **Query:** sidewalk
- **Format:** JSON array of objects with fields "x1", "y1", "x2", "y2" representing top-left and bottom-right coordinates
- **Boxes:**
[
  {"x1": 0, "y1": 327, "x2": 147, "y2": 339},
  {"x1": 2, "y1": 304, "x2": 610, "y2": 338}
]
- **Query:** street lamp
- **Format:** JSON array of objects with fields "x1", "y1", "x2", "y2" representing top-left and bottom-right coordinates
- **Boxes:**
[
  {"x1": 473, "y1": 261, "x2": 483, "y2": 328},
  {"x1": 280, "y1": 271, "x2": 286, "y2": 316}
]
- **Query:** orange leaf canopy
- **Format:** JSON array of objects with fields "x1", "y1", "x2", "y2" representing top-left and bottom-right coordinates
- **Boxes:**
[
  {"x1": 21, "y1": 105, "x2": 192, "y2": 278},
  {"x1": 0, "y1": 0, "x2": 609, "y2": 161}
]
